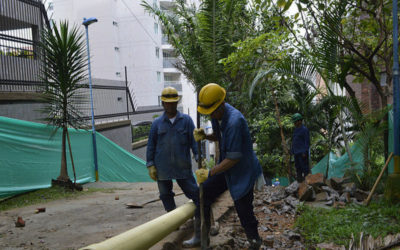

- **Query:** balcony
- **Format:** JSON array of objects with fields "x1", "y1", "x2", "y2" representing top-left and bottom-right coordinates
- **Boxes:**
[
  {"x1": 160, "y1": 0, "x2": 175, "y2": 9},
  {"x1": 163, "y1": 57, "x2": 178, "y2": 68},
  {"x1": 164, "y1": 81, "x2": 182, "y2": 91},
  {"x1": 162, "y1": 35, "x2": 169, "y2": 45}
]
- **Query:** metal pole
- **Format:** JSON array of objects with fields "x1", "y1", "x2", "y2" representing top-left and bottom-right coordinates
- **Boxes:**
[
  {"x1": 393, "y1": 0, "x2": 400, "y2": 173},
  {"x1": 125, "y1": 66, "x2": 129, "y2": 119},
  {"x1": 196, "y1": 97, "x2": 208, "y2": 250},
  {"x1": 84, "y1": 24, "x2": 99, "y2": 181}
]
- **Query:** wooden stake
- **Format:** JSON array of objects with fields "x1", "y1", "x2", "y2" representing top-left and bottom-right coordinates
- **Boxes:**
[{"x1": 365, "y1": 152, "x2": 394, "y2": 206}]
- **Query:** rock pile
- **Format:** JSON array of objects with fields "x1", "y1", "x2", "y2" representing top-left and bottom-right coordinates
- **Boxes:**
[{"x1": 295, "y1": 173, "x2": 369, "y2": 206}]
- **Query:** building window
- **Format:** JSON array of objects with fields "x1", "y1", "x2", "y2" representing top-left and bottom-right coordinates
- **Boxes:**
[
  {"x1": 153, "y1": 0, "x2": 157, "y2": 8},
  {"x1": 113, "y1": 21, "x2": 118, "y2": 26},
  {"x1": 157, "y1": 72, "x2": 161, "y2": 82},
  {"x1": 154, "y1": 23, "x2": 158, "y2": 34},
  {"x1": 155, "y1": 47, "x2": 159, "y2": 58}
]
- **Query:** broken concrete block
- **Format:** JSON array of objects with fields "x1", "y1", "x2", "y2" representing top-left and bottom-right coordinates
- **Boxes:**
[
  {"x1": 339, "y1": 192, "x2": 351, "y2": 203},
  {"x1": 343, "y1": 182, "x2": 356, "y2": 196},
  {"x1": 298, "y1": 182, "x2": 315, "y2": 201},
  {"x1": 285, "y1": 181, "x2": 299, "y2": 196},
  {"x1": 306, "y1": 173, "x2": 325, "y2": 187},
  {"x1": 315, "y1": 191, "x2": 328, "y2": 202}
]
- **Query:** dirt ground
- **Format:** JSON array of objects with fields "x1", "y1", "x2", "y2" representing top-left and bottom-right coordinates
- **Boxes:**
[
  {"x1": 0, "y1": 183, "x2": 300, "y2": 250},
  {"x1": 0, "y1": 182, "x2": 190, "y2": 250}
]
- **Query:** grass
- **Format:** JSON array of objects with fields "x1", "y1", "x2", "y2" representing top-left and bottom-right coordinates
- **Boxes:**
[
  {"x1": 295, "y1": 200, "x2": 400, "y2": 247},
  {"x1": 0, "y1": 186, "x2": 116, "y2": 211}
]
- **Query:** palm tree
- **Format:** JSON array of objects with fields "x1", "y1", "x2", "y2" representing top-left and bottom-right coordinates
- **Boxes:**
[
  {"x1": 40, "y1": 21, "x2": 88, "y2": 185},
  {"x1": 142, "y1": 0, "x2": 252, "y2": 91}
]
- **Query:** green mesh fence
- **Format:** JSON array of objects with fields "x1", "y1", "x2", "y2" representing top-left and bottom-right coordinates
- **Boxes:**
[
  {"x1": 312, "y1": 142, "x2": 364, "y2": 179},
  {"x1": 0, "y1": 116, "x2": 151, "y2": 198},
  {"x1": 312, "y1": 110, "x2": 394, "y2": 178}
]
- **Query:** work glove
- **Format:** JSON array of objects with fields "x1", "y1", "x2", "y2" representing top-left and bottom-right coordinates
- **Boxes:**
[
  {"x1": 193, "y1": 128, "x2": 206, "y2": 142},
  {"x1": 195, "y1": 168, "x2": 209, "y2": 184},
  {"x1": 148, "y1": 166, "x2": 157, "y2": 181}
]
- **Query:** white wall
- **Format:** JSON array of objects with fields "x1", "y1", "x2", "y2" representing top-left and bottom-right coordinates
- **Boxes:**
[{"x1": 50, "y1": 0, "x2": 164, "y2": 107}]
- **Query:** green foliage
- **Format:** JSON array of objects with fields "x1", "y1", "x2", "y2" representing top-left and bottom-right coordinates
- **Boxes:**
[
  {"x1": 295, "y1": 201, "x2": 400, "y2": 247},
  {"x1": 40, "y1": 21, "x2": 88, "y2": 131},
  {"x1": 203, "y1": 157, "x2": 215, "y2": 170},
  {"x1": 251, "y1": 111, "x2": 293, "y2": 177},
  {"x1": 132, "y1": 124, "x2": 151, "y2": 142},
  {"x1": 142, "y1": 0, "x2": 253, "y2": 91},
  {"x1": 39, "y1": 21, "x2": 88, "y2": 181},
  {"x1": 0, "y1": 186, "x2": 116, "y2": 211}
]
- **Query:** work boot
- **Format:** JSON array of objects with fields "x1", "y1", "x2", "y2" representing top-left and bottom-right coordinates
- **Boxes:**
[
  {"x1": 182, "y1": 219, "x2": 201, "y2": 247},
  {"x1": 248, "y1": 237, "x2": 262, "y2": 250}
]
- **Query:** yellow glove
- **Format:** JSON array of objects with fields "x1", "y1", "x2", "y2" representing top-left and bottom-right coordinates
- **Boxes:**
[
  {"x1": 195, "y1": 168, "x2": 209, "y2": 184},
  {"x1": 193, "y1": 128, "x2": 206, "y2": 142},
  {"x1": 148, "y1": 166, "x2": 157, "y2": 181}
]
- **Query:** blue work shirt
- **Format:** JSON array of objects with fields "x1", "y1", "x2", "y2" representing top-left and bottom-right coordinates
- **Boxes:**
[
  {"x1": 291, "y1": 125, "x2": 310, "y2": 155},
  {"x1": 211, "y1": 103, "x2": 262, "y2": 201},
  {"x1": 146, "y1": 111, "x2": 198, "y2": 180}
]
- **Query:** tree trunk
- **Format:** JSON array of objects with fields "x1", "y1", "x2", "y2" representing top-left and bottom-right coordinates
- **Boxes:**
[
  {"x1": 271, "y1": 89, "x2": 292, "y2": 180},
  {"x1": 57, "y1": 126, "x2": 70, "y2": 181},
  {"x1": 339, "y1": 110, "x2": 353, "y2": 163}
]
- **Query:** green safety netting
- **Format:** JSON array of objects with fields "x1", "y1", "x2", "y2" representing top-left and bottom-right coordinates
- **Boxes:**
[
  {"x1": 0, "y1": 116, "x2": 151, "y2": 198},
  {"x1": 312, "y1": 109, "x2": 394, "y2": 178},
  {"x1": 312, "y1": 142, "x2": 364, "y2": 179}
]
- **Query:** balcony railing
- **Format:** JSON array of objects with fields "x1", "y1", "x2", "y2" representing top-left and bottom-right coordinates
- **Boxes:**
[
  {"x1": 164, "y1": 81, "x2": 182, "y2": 91},
  {"x1": 162, "y1": 35, "x2": 169, "y2": 45},
  {"x1": 163, "y1": 58, "x2": 178, "y2": 68}
]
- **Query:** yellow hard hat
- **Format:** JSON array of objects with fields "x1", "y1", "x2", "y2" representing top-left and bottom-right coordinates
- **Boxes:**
[
  {"x1": 197, "y1": 83, "x2": 226, "y2": 115},
  {"x1": 161, "y1": 87, "x2": 180, "y2": 102}
]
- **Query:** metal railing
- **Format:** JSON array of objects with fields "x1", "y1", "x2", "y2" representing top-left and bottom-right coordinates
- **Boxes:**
[
  {"x1": 164, "y1": 81, "x2": 182, "y2": 91},
  {"x1": 0, "y1": 0, "x2": 50, "y2": 87},
  {"x1": 163, "y1": 58, "x2": 178, "y2": 68}
]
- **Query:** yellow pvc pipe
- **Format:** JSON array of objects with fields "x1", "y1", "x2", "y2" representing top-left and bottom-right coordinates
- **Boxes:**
[{"x1": 80, "y1": 201, "x2": 196, "y2": 250}]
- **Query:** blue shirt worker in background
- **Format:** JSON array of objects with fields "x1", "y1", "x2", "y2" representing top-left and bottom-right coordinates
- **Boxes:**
[
  {"x1": 146, "y1": 87, "x2": 199, "y2": 213},
  {"x1": 183, "y1": 83, "x2": 263, "y2": 249},
  {"x1": 291, "y1": 113, "x2": 310, "y2": 183}
]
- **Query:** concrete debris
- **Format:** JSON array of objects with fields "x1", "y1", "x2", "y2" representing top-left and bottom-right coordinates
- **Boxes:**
[
  {"x1": 342, "y1": 182, "x2": 357, "y2": 196},
  {"x1": 305, "y1": 172, "x2": 325, "y2": 187},
  {"x1": 315, "y1": 191, "x2": 328, "y2": 202},
  {"x1": 269, "y1": 186, "x2": 287, "y2": 202},
  {"x1": 215, "y1": 173, "x2": 376, "y2": 250},
  {"x1": 339, "y1": 192, "x2": 351, "y2": 203},
  {"x1": 298, "y1": 182, "x2": 315, "y2": 201},
  {"x1": 284, "y1": 181, "x2": 299, "y2": 195},
  {"x1": 284, "y1": 195, "x2": 299, "y2": 208}
]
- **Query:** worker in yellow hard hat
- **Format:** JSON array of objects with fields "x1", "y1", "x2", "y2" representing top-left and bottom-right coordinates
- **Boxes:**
[
  {"x1": 183, "y1": 83, "x2": 263, "y2": 249},
  {"x1": 146, "y1": 87, "x2": 199, "y2": 214}
]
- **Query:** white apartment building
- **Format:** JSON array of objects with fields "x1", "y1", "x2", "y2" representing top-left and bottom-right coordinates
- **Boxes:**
[{"x1": 49, "y1": 0, "x2": 199, "y2": 124}]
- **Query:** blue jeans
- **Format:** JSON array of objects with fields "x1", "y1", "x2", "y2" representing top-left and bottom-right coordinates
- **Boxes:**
[
  {"x1": 195, "y1": 173, "x2": 260, "y2": 240},
  {"x1": 294, "y1": 152, "x2": 310, "y2": 182},
  {"x1": 157, "y1": 174, "x2": 199, "y2": 212}
]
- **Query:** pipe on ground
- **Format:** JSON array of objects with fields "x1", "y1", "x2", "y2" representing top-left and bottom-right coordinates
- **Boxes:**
[{"x1": 80, "y1": 201, "x2": 196, "y2": 250}]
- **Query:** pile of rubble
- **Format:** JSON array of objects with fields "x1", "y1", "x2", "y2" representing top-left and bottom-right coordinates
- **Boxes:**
[
  {"x1": 212, "y1": 173, "x2": 373, "y2": 249},
  {"x1": 295, "y1": 173, "x2": 369, "y2": 206},
  {"x1": 213, "y1": 180, "x2": 305, "y2": 249}
]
